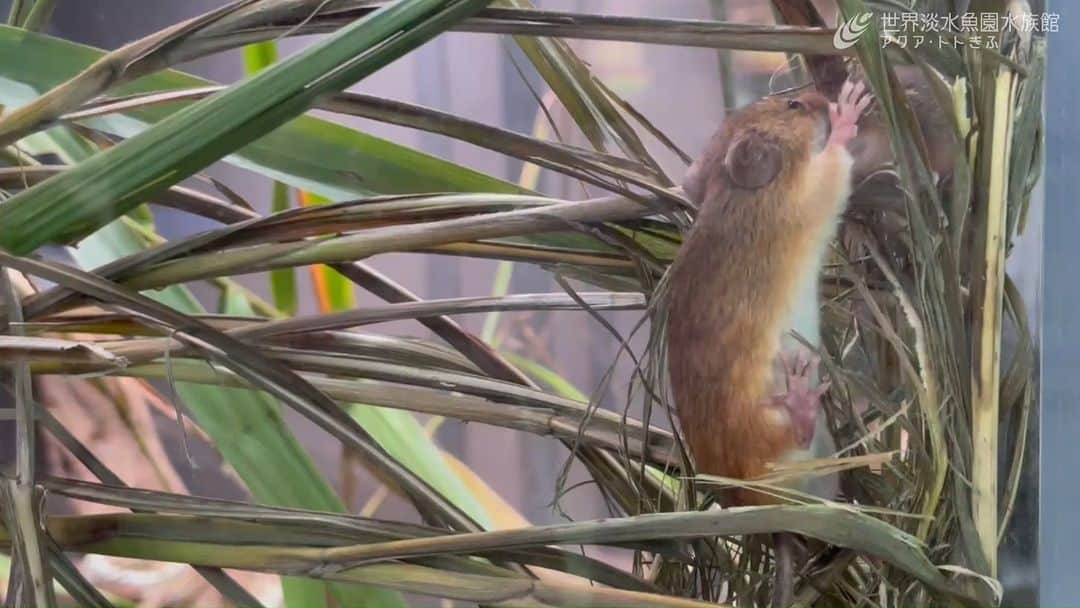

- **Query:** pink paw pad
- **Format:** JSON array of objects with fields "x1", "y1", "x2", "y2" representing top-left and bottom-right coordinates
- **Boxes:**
[
  {"x1": 770, "y1": 351, "x2": 831, "y2": 448},
  {"x1": 827, "y1": 80, "x2": 872, "y2": 150}
]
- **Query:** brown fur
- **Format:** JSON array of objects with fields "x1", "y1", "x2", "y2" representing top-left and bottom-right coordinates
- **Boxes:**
[
  {"x1": 848, "y1": 64, "x2": 958, "y2": 185},
  {"x1": 668, "y1": 91, "x2": 853, "y2": 507}
]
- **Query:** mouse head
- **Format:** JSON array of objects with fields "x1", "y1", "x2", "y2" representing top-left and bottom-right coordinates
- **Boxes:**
[{"x1": 684, "y1": 89, "x2": 831, "y2": 205}]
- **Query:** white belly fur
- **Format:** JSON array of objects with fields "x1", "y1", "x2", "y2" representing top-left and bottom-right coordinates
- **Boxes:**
[{"x1": 775, "y1": 259, "x2": 838, "y2": 500}]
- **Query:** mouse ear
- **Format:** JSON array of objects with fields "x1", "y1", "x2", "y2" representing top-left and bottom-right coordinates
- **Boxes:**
[{"x1": 723, "y1": 132, "x2": 783, "y2": 190}]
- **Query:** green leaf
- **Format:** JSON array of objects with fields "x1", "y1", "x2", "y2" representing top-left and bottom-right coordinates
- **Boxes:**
[
  {"x1": 243, "y1": 40, "x2": 278, "y2": 73},
  {"x1": 0, "y1": 0, "x2": 507, "y2": 253},
  {"x1": 502, "y1": 352, "x2": 588, "y2": 402},
  {"x1": 243, "y1": 39, "x2": 298, "y2": 317},
  {"x1": 268, "y1": 182, "x2": 299, "y2": 316},
  {"x1": 301, "y1": 192, "x2": 357, "y2": 312},
  {"x1": 346, "y1": 405, "x2": 493, "y2": 529}
]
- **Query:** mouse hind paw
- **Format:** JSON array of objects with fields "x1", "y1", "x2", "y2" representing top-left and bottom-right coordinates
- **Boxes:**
[{"x1": 771, "y1": 351, "x2": 831, "y2": 448}]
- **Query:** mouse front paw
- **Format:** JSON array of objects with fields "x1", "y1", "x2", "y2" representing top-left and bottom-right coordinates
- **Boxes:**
[{"x1": 827, "y1": 80, "x2": 872, "y2": 150}]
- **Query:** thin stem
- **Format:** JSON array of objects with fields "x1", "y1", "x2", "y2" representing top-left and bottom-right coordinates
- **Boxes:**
[
  {"x1": 119, "y1": 216, "x2": 285, "y2": 319},
  {"x1": 123, "y1": 191, "x2": 667, "y2": 290},
  {"x1": 0, "y1": 268, "x2": 53, "y2": 607},
  {"x1": 709, "y1": 0, "x2": 738, "y2": 111},
  {"x1": 970, "y1": 64, "x2": 1016, "y2": 577},
  {"x1": 22, "y1": 0, "x2": 56, "y2": 31},
  {"x1": 479, "y1": 261, "x2": 515, "y2": 347},
  {"x1": 7, "y1": 0, "x2": 27, "y2": 26}
]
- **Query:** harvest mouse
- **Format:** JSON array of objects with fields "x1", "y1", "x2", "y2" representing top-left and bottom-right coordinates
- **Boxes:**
[{"x1": 666, "y1": 80, "x2": 871, "y2": 607}]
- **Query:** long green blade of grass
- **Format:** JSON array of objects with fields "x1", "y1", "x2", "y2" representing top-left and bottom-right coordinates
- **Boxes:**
[
  {"x1": 0, "y1": 25, "x2": 518, "y2": 200},
  {"x1": 0, "y1": 0, "x2": 495, "y2": 254},
  {"x1": 243, "y1": 40, "x2": 299, "y2": 317}
]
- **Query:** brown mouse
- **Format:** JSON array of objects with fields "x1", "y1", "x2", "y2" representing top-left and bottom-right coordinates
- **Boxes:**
[
  {"x1": 666, "y1": 81, "x2": 870, "y2": 607},
  {"x1": 846, "y1": 63, "x2": 959, "y2": 188}
]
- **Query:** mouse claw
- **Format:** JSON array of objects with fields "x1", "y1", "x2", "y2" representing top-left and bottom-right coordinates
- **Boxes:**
[
  {"x1": 778, "y1": 349, "x2": 819, "y2": 378},
  {"x1": 855, "y1": 90, "x2": 873, "y2": 115}
]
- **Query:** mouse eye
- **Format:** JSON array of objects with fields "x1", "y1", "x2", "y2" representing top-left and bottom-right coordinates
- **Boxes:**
[{"x1": 787, "y1": 99, "x2": 805, "y2": 110}]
